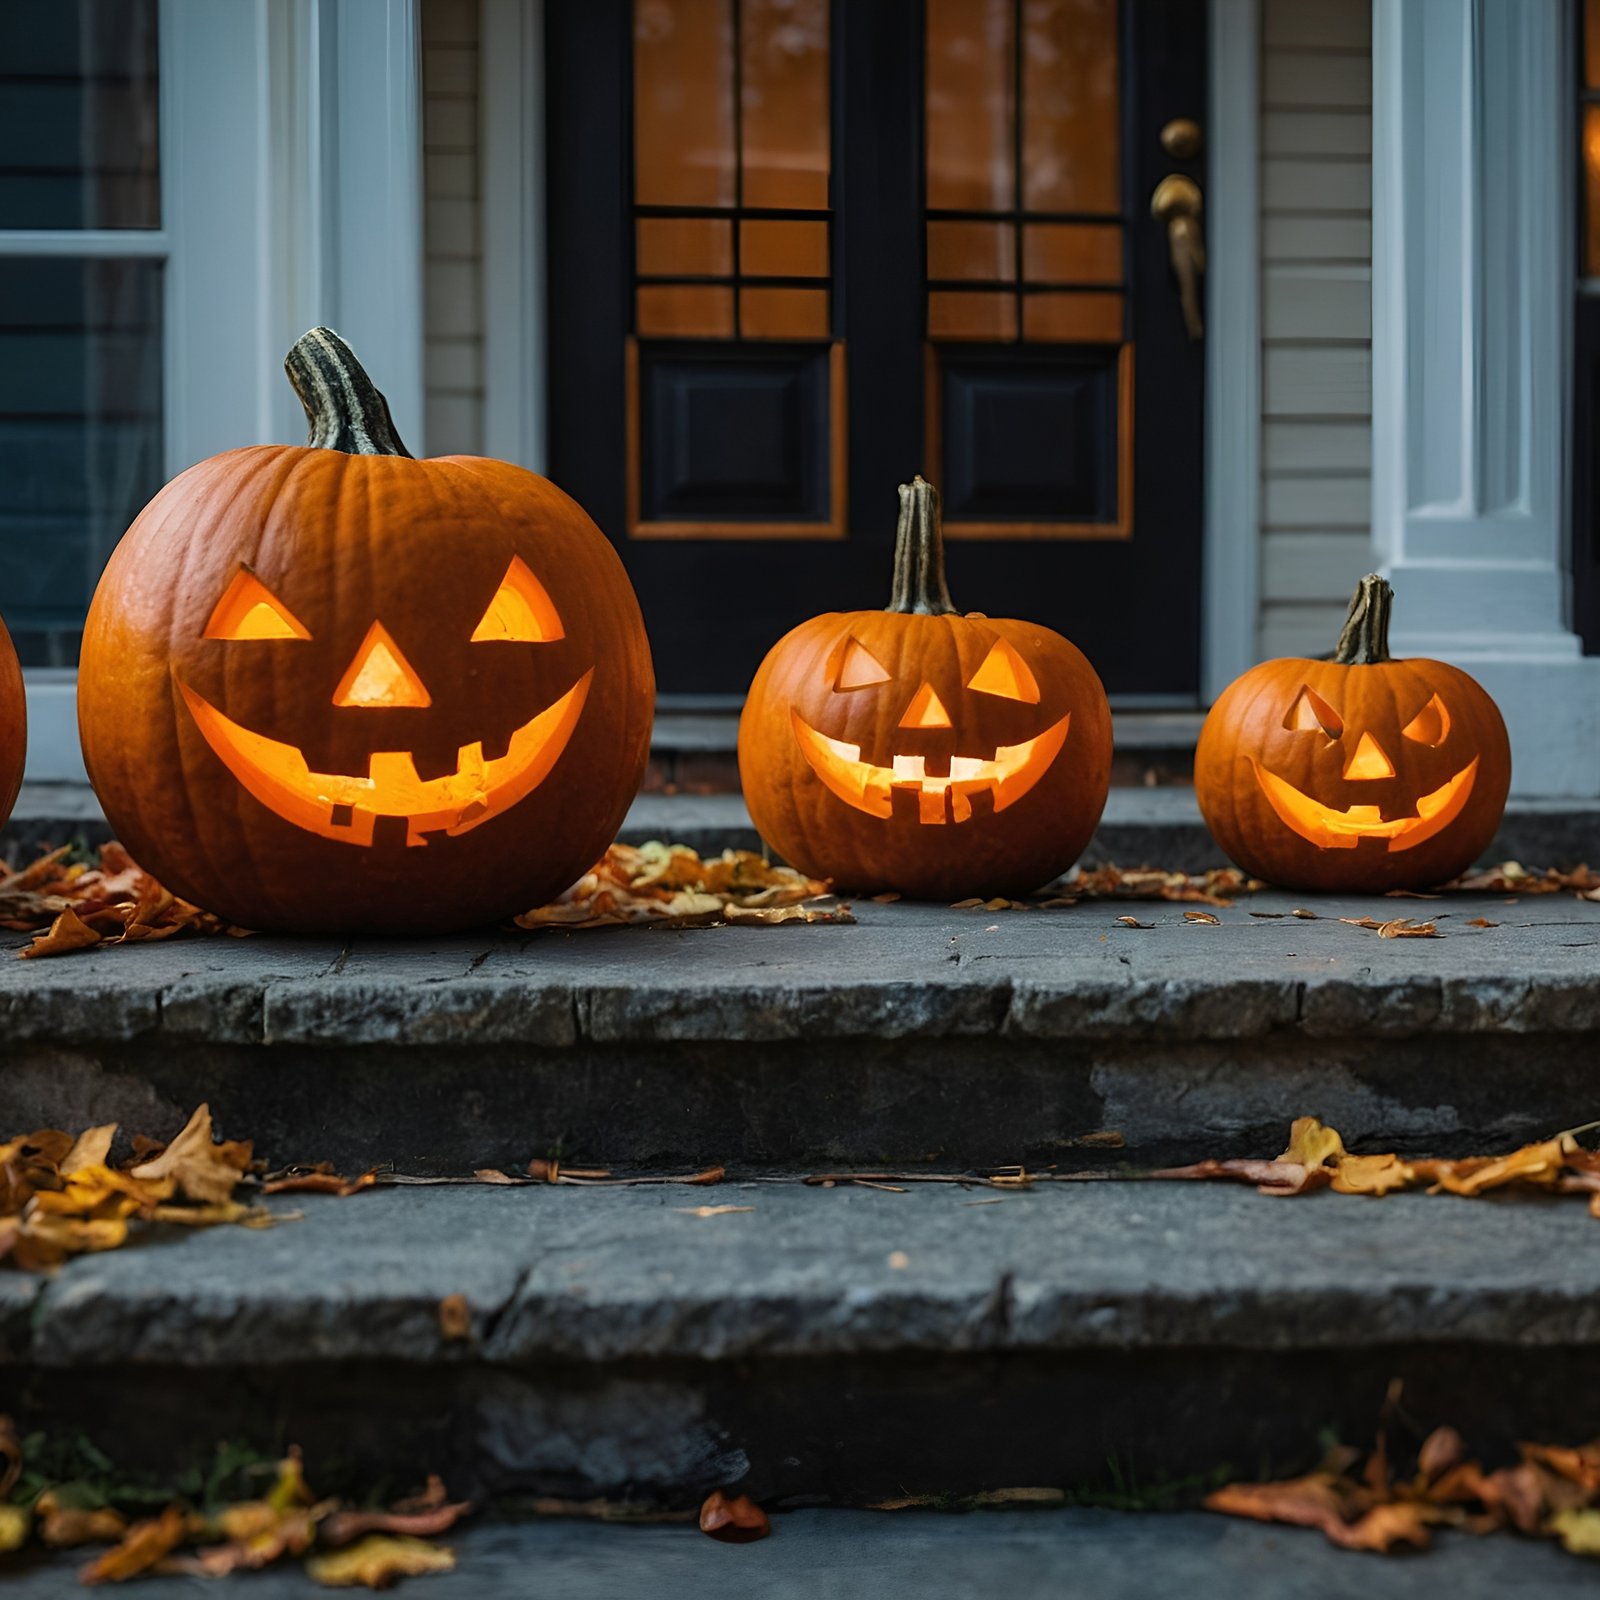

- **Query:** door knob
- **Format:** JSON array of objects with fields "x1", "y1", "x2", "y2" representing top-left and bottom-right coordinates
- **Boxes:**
[{"x1": 1150, "y1": 174, "x2": 1205, "y2": 340}]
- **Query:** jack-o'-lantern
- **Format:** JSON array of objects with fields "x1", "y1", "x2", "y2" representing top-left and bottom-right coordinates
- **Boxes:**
[
  {"x1": 0, "y1": 614, "x2": 24, "y2": 832},
  {"x1": 738, "y1": 477, "x2": 1112, "y2": 899},
  {"x1": 78, "y1": 328, "x2": 653, "y2": 934},
  {"x1": 1195, "y1": 574, "x2": 1510, "y2": 893}
]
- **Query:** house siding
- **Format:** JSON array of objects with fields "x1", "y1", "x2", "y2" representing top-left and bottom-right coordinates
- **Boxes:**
[
  {"x1": 421, "y1": 0, "x2": 484, "y2": 455},
  {"x1": 1257, "y1": 0, "x2": 1373, "y2": 659}
]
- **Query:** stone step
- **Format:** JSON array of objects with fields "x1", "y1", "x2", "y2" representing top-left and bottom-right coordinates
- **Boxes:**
[
  {"x1": 8, "y1": 782, "x2": 1600, "y2": 876},
  {"x1": 2, "y1": 888, "x2": 1597, "y2": 1171},
  {"x1": 5, "y1": 1183, "x2": 1600, "y2": 1513},
  {"x1": 7, "y1": 1508, "x2": 1593, "y2": 1599}
]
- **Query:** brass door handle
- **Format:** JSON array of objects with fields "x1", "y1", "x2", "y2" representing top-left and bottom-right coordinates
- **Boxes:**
[{"x1": 1150, "y1": 174, "x2": 1205, "y2": 340}]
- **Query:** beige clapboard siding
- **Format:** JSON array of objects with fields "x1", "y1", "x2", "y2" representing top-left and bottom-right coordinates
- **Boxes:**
[
  {"x1": 1258, "y1": 0, "x2": 1373, "y2": 659},
  {"x1": 422, "y1": 0, "x2": 484, "y2": 456}
]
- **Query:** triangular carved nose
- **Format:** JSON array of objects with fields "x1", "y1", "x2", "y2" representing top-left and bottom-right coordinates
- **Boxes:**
[
  {"x1": 333, "y1": 621, "x2": 432, "y2": 708},
  {"x1": 899, "y1": 681, "x2": 952, "y2": 730},
  {"x1": 1343, "y1": 730, "x2": 1395, "y2": 780}
]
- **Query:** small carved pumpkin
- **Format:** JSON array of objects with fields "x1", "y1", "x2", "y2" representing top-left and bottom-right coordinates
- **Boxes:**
[
  {"x1": 0, "y1": 615, "x2": 25, "y2": 831},
  {"x1": 1195, "y1": 575, "x2": 1510, "y2": 892},
  {"x1": 738, "y1": 478, "x2": 1112, "y2": 899},
  {"x1": 79, "y1": 329, "x2": 653, "y2": 934}
]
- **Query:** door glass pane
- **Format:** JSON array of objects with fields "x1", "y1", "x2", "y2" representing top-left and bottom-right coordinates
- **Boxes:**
[
  {"x1": 927, "y1": 220, "x2": 1016, "y2": 281},
  {"x1": 1021, "y1": 0, "x2": 1120, "y2": 214},
  {"x1": 0, "y1": 258, "x2": 164, "y2": 665},
  {"x1": 1022, "y1": 289, "x2": 1123, "y2": 341},
  {"x1": 739, "y1": 286, "x2": 829, "y2": 337},
  {"x1": 634, "y1": 0, "x2": 736, "y2": 207},
  {"x1": 740, "y1": 0, "x2": 830, "y2": 209},
  {"x1": 1022, "y1": 222, "x2": 1123, "y2": 283},
  {"x1": 0, "y1": 0, "x2": 160, "y2": 230},
  {"x1": 1589, "y1": 0, "x2": 1600, "y2": 91},
  {"x1": 926, "y1": 0, "x2": 1016, "y2": 211},
  {"x1": 740, "y1": 218, "x2": 829, "y2": 276},
  {"x1": 637, "y1": 216, "x2": 734, "y2": 276}
]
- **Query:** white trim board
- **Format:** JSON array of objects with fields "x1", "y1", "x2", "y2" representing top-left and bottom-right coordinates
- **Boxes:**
[{"x1": 1201, "y1": 0, "x2": 1262, "y2": 703}]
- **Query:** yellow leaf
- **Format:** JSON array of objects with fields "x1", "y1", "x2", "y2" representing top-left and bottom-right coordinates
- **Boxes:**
[
  {"x1": 306, "y1": 1534, "x2": 456, "y2": 1587},
  {"x1": 1279, "y1": 1117, "x2": 1346, "y2": 1170},
  {"x1": 1429, "y1": 1136, "x2": 1569, "y2": 1196},
  {"x1": 1331, "y1": 1153, "x2": 1415, "y2": 1196},
  {"x1": 0, "y1": 1503, "x2": 30, "y2": 1553},
  {"x1": 1549, "y1": 1507, "x2": 1600, "y2": 1555},
  {"x1": 129, "y1": 1104, "x2": 252, "y2": 1205}
]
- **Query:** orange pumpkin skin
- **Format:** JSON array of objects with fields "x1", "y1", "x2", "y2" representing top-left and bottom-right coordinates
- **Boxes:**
[
  {"x1": 79, "y1": 330, "x2": 652, "y2": 935},
  {"x1": 739, "y1": 480, "x2": 1111, "y2": 900},
  {"x1": 1195, "y1": 577, "x2": 1510, "y2": 893},
  {"x1": 0, "y1": 615, "x2": 26, "y2": 831}
]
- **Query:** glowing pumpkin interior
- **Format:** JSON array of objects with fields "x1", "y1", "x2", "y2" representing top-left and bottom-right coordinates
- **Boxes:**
[
  {"x1": 1252, "y1": 686, "x2": 1478, "y2": 852},
  {"x1": 179, "y1": 558, "x2": 588, "y2": 847}
]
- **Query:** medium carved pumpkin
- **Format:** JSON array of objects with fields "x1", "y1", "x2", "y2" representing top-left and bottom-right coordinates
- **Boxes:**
[
  {"x1": 1195, "y1": 575, "x2": 1510, "y2": 892},
  {"x1": 738, "y1": 477, "x2": 1112, "y2": 899},
  {"x1": 0, "y1": 616, "x2": 25, "y2": 831},
  {"x1": 79, "y1": 328, "x2": 653, "y2": 934}
]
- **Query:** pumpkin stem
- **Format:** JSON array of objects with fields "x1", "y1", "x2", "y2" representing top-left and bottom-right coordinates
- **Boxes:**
[
  {"x1": 887, "y1": 476, "x2": 957, "y2": 615},
  {"x1": 1333, "y1": 573, "x2": 1394, "y2": 664},
  {"x1": 284, "y1": 327, "x2": 412, "y2": 457}
]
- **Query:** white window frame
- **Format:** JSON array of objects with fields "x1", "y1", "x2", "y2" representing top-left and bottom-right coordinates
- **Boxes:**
[{"x1": 1, "y1": 0, "x2": 426, "y2": 784}]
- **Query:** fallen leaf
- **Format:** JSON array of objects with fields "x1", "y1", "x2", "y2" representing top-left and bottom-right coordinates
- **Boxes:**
[
  {"x1": 61, "y1": 1124, "x2": 117, "y2": 1174},
  {"x1": 698, "y1": 1491, "x2": 770, "y2": 1544},
  {"x1": 0, "y1": 1503, "x2": 28, "y2": 1553},
  {"x1": 1291, "y1": 908, "x2": 1318, "y2": 919},
  {"x1": 128, "y1": 1104, "x2": 252, "y2": 1205},
  {"x1": 80, "y1": 1505, "x2": 188, "y2": 1584},
  {"x1": 319, "y1": 1499, "x2": 471, "y2": 1549},
  {"x1": 261, "y1": 1166, "x2": 378, "y2": 1197},
  {"x1": 1465, "y1": 917, "x2": 1500, "y2": 929},
  {"x1": 36, "y1": 1503, "x2": 129, "y2": 1547},
  {"x1": 1115, "y1": 915, "x2": 1153, "y2": 929},
  {"x1": 22, "y1": 907, "x2": 104, "y2": 959},
  {"x1": 1184, "y1": 910, "x2": 1221, "y2": 925},
  {"x1": 1331, "y1": 1153, "x2": 1415, "y2": 1196},
  {"x1": 1280, "y1": 1116, "x2": 1346, "y2": 1170},
  {"x1": 306, "y1": 1534, "x2": 456, "y2": 1587},
  {"x1": 1205, "y1": 1476, "x2": 1435, "y2": 1552},
  {"x1": 674, "y1": 1205, "x2": 754, "y2": 1216},
  {"x1": 1549, "y1": 1507, "x2": 1600, "y2": 1555},
  {"x1": 437, "y1": 1293, "x2": 472, "y2": 1342}
]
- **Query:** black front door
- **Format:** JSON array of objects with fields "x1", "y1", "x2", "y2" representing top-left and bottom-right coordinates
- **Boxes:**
[{"x1": 547, "y1": 0, "x2": 1207, "y2": 700}]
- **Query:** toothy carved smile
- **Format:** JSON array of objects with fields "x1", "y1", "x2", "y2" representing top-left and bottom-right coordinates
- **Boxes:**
[
  {"x1": 1252, "y1": 756, "x2": 1479, "y2": 852},
  {"x1": 793, "y1": 708, "x2": 1070, "y2": 824},
  {"x1": 177, "y1": 671, "x2": 591, "y2": 847}
]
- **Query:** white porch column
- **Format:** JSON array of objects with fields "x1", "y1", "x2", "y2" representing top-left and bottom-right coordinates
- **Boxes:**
[{"x1": 1371, "y1": 0, "x2": 1600, "y2": 797}]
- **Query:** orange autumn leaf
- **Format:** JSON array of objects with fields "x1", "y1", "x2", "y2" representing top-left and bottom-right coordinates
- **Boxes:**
[
  {"x1": 1330, "y1": 1153, "x2": 1415, "y2": 1196},
  {"x1": 80, "y1": 1505, "x2": 188, "y2": 1585},
  {"x1": 128, "y1": 1104, "x2": 253, "y2": 1206}
]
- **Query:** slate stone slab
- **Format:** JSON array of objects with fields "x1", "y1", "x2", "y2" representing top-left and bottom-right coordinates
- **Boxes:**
[{"x1": 6, "y1": 1511, "x2": 1598, "y2": 1600}]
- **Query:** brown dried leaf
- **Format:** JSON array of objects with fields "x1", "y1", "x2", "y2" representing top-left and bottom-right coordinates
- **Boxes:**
[
  {"x1": 674, "y1": 1204, "x2": 754, "y2": 1216},
  {"x1": 1184, "y1": 910, "x2": 1221, "y2": 925},
  {"x1": 261, "y1": 1167, "x2": 377, "y2": 1197},
  {"x1": 1205, "y1": 1477, "x2": 1435, "y2": 1552},
  {"x1": 80, "y1": 1504, "x2": 188, "y2": 1585},
  {"x1": 1465, "y1": 917, "x2": 1500, "y2": 929},
  {"x1": 437, "y1": 1292, "x2": 472, "y2": 1342},
  {"x1": 21, "y1": 907, "x2": 104, "y2": 959},
  {"x1": 319, "y1": 1499, "x2": 471, "y2": 1549},
  {"x1": 1115, "y1": 915, "x2": 1153, "y2": 929},
  {"x1": 698, "y1": 1491, "x2": 770, "y2": 1544},
  {"x1": 128, "y1": 1104, "x2": 252, "y2": 1205},
  {"x1": 37, "y1": 1504, "x2": 129, "y2": 1548}
]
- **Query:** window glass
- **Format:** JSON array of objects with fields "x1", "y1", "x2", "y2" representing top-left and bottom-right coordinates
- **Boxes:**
[
  {"x1": 0, "y1": 0, "x2": 160, "y2": 230},
  {"x1": 0, "y1": 258, "x2": 163, "y2": 665}
]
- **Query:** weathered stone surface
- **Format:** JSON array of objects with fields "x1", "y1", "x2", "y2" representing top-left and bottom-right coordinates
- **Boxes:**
[
  {"x1": 21, "y1": 1182, "x2": 1600, "y2": 1369},
  {"x1": 8, "y1": 1510, "x2": 1597, "y2": 1600}
]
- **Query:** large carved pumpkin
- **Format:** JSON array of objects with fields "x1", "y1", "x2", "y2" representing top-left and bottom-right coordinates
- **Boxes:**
[
  {"x1": 0, "y1": 615, "x2": 25, "y2": 831},
  {"x1": 738, "y1": 478, "x2": 1112, "y2": 899},
  {"x1": 1195, "y1": 574, "x2": 1510, "y2": 892},
  {"x1": 79, "y1": 329, "x2": 653, "y2": 934}
]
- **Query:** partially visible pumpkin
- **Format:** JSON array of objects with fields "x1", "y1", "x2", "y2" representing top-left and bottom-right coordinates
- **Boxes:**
[
  {"x1": 738, "y1": 477, "x2": 1112, "y2": 899},
  {"x1": 79, "y1": 328, "x2": 653, "y2": 934},
  {"x1": 1195, "y1": 574, "x2": 1510, "y2": 892},
  {"x1": 0, "y1": 616, "x2": 25, "y2": 831}
]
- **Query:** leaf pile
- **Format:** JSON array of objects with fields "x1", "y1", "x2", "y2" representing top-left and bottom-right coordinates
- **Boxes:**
[
  {"x1": 0, "y1": 1105, "x2": 280, "y2": 1272},
  {"x1": 1453, "y1": 861, "x2": 1600, "y2": 899},
  {"x1": 513, "y1": 841, "x2": 852, "y2": 931},
  {"x1": 1157, "y1": 1115, "x2": 1600, "y2": 1211},
  {"x1": 0, "y1": 1432, "x2": 466, "y2": 1587},
  {"x1": 1209, "y1": 1419, "x2": 1600, "y2": 1558},
  {"x1": 1, "y1": 846, "x2": 244, "y2": 959}
]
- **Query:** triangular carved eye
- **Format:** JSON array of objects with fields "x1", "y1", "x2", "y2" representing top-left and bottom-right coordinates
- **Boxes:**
[
  {"x1": 1285, "y1": 685, "x2": 1343, "y2": 737},
  {"x1": 204, "y1": 568, "x2": 312, "y2": 641},
  {"x1": 471, "y1": 556, "x2": 564, "y2": 642},
  {"x1": 1402, "y1": 693, "x2": 1451, "y2": 746},
  {"x1": 834, "y1": 637, "x2": 891, "y2": 690},
  {"x1": 967, "y1": 637, "x2": 1040, "y2": 703}
]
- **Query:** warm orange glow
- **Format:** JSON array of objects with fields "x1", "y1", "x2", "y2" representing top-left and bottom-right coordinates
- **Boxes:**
[
  {"x1": 177, "y1": 671, "x2": 592, "y2": 847},
  {"x1": 967, "y1": 638, "x2": 1040, "y2": 703},
  {"x1": 471, "y1": 556, "x2": 564, "y2": 643},
  {"x1": 899, "y1": 681, "x2": 953, "y2": 729},
  {"x1": 1252, "y1": 756, "x2": 1479, "y2": 853},
  {"x1": 835, "y1": 637, "x2": 892, "y2": 689},
  {"x1": 1286, "y1": 686, "x2": 1342, "y2": 736},
  {"x1": 792, "y1": 709, "x2": 1071, "y2": 824},
  {"x1": 1402, "y1": 693, "x2": 1451, "y2": 746},
  {"x1": 204, "y1": 569, "x2": 311, "y2": 641},
  {"x1": 1342, "y1": 731, "x2": 1395, "y2": 781},
  {"x1": 334, "y1": 622, "x2": 432, "y2": 708}
]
